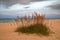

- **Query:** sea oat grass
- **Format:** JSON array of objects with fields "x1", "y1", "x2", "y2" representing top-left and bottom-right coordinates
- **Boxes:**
[{"x1": 15, "y1": 12, "x2": 50, "y2": 36}]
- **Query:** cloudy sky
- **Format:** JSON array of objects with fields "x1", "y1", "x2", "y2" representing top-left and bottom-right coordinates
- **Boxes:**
[{"x1": 0, "y1": 0, "x2": 60, "y2": 18}]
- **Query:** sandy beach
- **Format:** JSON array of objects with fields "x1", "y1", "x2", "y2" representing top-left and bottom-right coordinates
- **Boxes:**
[{"x1": 0, "y1": 19, "x2": 60, "y2": 40}]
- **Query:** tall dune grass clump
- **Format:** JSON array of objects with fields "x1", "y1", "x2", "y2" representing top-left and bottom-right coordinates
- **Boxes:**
[{"x1": 15, "y1": 12, "x2": 50, "y2": 36}]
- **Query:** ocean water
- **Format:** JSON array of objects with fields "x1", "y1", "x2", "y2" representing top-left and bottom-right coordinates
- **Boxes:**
[
  {"x1": 0, "y1": 18, "x2": 14, "y2": 22},
  {"x1": 0, "y1": 17, "x2": 60, "y2": 22}
]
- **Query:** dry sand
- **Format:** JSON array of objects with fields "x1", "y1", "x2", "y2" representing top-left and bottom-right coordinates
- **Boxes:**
[{"x1": 0, "y1": 19, "x2": 60, "y2": 40}]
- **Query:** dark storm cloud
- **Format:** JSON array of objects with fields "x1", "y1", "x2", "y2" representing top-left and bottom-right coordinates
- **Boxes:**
[
  {"x1": 0, "y1": 0, "x2": 45, "y2": 2},
  {"x1": 50, "y1": 4, "x2": 60, "y2": 9},
  {"x1": 47, "y1": 1, "x2": 60, "y2": 9},
  {"x1": 0, "y1": 0, "x2": 46, "y2": 5}
]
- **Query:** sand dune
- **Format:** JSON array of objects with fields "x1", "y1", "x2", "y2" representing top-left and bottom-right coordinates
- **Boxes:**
[{"x1": 0, "y1": 19, "x2": 60, "y2": 40}]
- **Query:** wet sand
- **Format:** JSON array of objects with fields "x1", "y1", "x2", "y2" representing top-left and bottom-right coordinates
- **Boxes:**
[{"x1": 0, "y1": 19, "x2": 60, "y2": 40}]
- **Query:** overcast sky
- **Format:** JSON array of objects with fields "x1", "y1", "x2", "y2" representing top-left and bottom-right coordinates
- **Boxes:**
[{"x1": 0, "y1": 0, "x2": 60, "y2": 16}]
